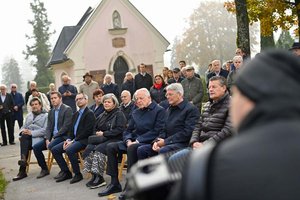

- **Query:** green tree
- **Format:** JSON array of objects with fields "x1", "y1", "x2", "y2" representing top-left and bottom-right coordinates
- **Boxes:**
[
  {"x1": 276, "y1": 30, "x2": 294, "y2": 49},
  {"x1": 23, "y1": 0, "x2": 55, "y2": 87},
  {"x1": 1, "y1": 57, "x2": 24, "y2": 87},
  {"x1": 225, "y1": 0, "x2": 296, "y2": 50}
]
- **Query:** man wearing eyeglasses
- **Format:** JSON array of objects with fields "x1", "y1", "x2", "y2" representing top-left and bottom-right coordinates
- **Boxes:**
[{"x1": 51, "y1": 93, "x2": 96, "y2": 184}]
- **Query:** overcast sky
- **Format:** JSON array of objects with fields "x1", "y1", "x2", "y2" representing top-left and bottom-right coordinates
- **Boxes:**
[{"x1": 0, "y1": 0, "x2": 209, "y2": 67}]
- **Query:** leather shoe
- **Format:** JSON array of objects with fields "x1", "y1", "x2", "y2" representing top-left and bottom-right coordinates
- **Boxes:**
[
  {"x1": 1, "y1": 143, "x2": 7, "y2": 146},
  {"x1": 10, "y1": 142, "x2": 16, "y2": 145},
  {"x1": 37, "y1": 169, "x2": 49, "y2": 179},
  {"x1": 54, "y1": 171, "x2": 64, "y2": 179},
  {"x1": 70, "y1": 173, "x2": 83, "y2": 184},
  {"x1": 12, "y1": 172, "x2": 27, "y2": 181},
  {"x1": 98, "y1": 183, "x2": 122, "y2": 197},
  {"x1": 56, "y1": 171, "x2": 72, "y2": 182},
  {"x1": 119, "y1": 193, "x2": 126, "y2": 200}
]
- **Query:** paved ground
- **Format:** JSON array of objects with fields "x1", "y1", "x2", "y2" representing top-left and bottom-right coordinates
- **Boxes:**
[{"x1": 0, "y1": 127, "x2": 125, "y2": 200}]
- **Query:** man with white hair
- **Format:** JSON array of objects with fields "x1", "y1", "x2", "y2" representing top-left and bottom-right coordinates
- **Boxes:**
[
  {"x1": 137, "y1": 83, "x2": 199, "y2": 159},
  {"x1": 25, "y1": 81, "x2": 37, "y2": 105},
  {"x1": 207, "y1": 60, "x2": 229, "y2": 87},
  {"x1": 101, "y1": 74, "x2": 119, "y2": 98},
  {"x1": 98, "y1": 88, "x2": 165, "y2": 197},
  {"x1": 0, "y1": 84, "x2": 15, "y2": 146},
  {"x1": 58, "y1": 75, "x2": 78, "y2": 113}
]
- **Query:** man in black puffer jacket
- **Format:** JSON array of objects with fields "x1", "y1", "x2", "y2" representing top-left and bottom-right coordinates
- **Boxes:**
[{"x1": 169, "y1": 76, "x2": 233, "y2": 166}]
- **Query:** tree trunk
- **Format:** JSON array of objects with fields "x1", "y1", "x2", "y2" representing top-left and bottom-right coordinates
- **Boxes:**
[
  {"x1": 295, "y1": 0, "x2": 300, "y2": 41},
  {"x1": 235, "y1": 0, "x2": 251, "y2": 58}
]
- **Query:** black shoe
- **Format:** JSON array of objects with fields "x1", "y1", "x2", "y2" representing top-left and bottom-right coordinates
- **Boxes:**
[
  {"x1": 1, "y1": 143, "x2": 7, "y2": 146},
  {"x1": 12, "y1": 172, "x2": 27, "y2": 181},
  {"x1": 37, "y1": 169, "x2": 49, "y2": 179},
  {"x1": 119, "y1": 193, "x2": 126, "y2": 200},
  {"x1": 54, "y1": 171, "x2": 64, "y2": 179},
  {"x1": 89, "y1": 175, "x2": 106, "y2": 189},
  {"x1": 86, "y1": 174, "x2": 96, "y2": 187},
  {"x1": 98, "y1": 183, "x2": 122, "y2": 197},
  {"x1": 70, "y1": 173, "x2": 83, "y2": 184},
  {"x1": 10, "y1": 142, "x2": 16, "y2": 145},
  {"x1": 55, "y1": 171, "x2": 72, "y2": 182}
]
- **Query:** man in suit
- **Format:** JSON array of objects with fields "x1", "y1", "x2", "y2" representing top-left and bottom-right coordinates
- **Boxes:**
[
  {"x1": 98, "y1": 88, "x2": 165, "y2": 197},
  {"x1": 51, "y1": 93, "x2": 96, "y2": 184},
  {"x1": 10, "y1": 84, "x2": 25, "y2": 129},
  {"x1": 134, "y1": 63, "x2": 153, "y2": 91},
  {"x1": 206, "y1": 60, "x2": 229, "y2": 88},
  {"x1": 0, "y1": 84, "x2": 15, "y2": 146},
  {"x1": 32, "y1": 91, "x2": 73, "y2": 178}
]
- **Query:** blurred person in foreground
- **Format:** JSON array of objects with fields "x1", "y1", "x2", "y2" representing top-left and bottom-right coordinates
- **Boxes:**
[{"x1": 171, "y1": 50, "x2": 300, "y2": 200}]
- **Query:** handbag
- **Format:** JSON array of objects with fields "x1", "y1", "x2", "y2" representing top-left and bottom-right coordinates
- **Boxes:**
[{"x1": 88, "y1": 135, "x2": 108, "y2": 145}]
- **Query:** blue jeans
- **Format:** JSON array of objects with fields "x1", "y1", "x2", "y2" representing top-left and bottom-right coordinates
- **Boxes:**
[
  {"x1": 51, "y1": 141, "x2": 86, "y2": 175},
  {"x1": 137, "y1": 143, "x2": 187, "y2": 160},
  {"x1": 33, "y1": 137, "x2": 64, "y2": 170},
  {"x1": 168, "y1": 148, "x2": 191, "y2": 163}
]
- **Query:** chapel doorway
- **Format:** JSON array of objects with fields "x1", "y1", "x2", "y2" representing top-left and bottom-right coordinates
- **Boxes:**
[{"x1": 113, "y1": 56, "x2": 129, "y2": 89}]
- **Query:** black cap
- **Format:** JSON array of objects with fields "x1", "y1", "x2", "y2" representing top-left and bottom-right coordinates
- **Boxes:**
[{"x1": 172, "y1": 68, "x2": 180, "y2": 73}]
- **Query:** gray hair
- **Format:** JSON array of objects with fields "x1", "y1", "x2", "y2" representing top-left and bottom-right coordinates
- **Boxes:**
[
  {"x1": 102, "y1": 93, "x2": 119, "y2": 107},
  {"x1": 209, "y1": 76, "x2": 227, "y2": 88},
  {"x1": 134, "y1": 88, "x2": 150, "y2": 99},
  {"x1": 166, "y1": 83, "x2": 184, "y2": 96},
  {"x1": 104, "y1": 74, "x2": 113, "y2": 84},
  {"x1": 121, "y1": 90, "x2": 131, "y2": 98},
  {"x1": 233, "y1": 55, "x2": 243, "y2": 62},
  {"x1": 0, "y1": 84, "x2": 7, "y2": 89}
]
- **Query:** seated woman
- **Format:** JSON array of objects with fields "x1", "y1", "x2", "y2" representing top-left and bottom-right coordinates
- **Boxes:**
[
  {"x1": 149, "y1": 74, "x2": 167, "y2": 104},
  {"x1": 83, "y1": 93, "x2": 127, "y2": 189},
  {"x1": 89, "y1": 89, "x2": 105, "y2": 118}
]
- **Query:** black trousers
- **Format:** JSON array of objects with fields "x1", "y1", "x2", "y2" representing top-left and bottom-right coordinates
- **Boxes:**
[
  {"x1": 106, "y1": 141, "x2": 143, "y2": 178},
  {"x1": 19, "y1": 134, "x2": 32, "y2": 160},
  {"x1": 0, "y1": 112, "x2": 14, "y2": 144}
]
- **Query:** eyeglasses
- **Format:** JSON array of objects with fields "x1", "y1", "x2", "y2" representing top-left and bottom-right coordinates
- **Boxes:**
[
  {"x1": 11, "y1": 86, "x2": 16, "y2": 88},
  {"x1": 121, "y1": 96, "x2": 128, "y2": 98}
]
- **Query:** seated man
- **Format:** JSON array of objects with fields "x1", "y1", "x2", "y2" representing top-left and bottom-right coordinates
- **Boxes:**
[
  {"x1": 137, "y1": 83, "x2": 200, "y2": 159},
  {"x1": 98, "y1": 88, "x2": 166, "y2": 197},
  {"x1": 33, "y1": 91, "x2": 73, "y2": 179},
  {"x1": 169, "y1": 76, "x2": 233, "y2": 168},
  {"x1": 119, "y1": 90, "x2": 135, "y2": 121},
  {"x1": 51, "y1": 93, "x2": 96, "y2": 184},
  {"x1": 12, "y1": 97, "x2": 48, "y2": 181}
]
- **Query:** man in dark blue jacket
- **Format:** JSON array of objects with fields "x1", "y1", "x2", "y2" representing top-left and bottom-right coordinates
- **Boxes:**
[
  {"x1": 58, "y1": 75, "x2": 78, "y2": 113},
  {"x1": 98, "y1": 88, "x2": 165, "y2": 197},
  {"x1": 137, "y1": 83, "x2": 200, "y2": 159},
  {"x1": 10, "y1": 84, "x2": 24, "y2": 129}
]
